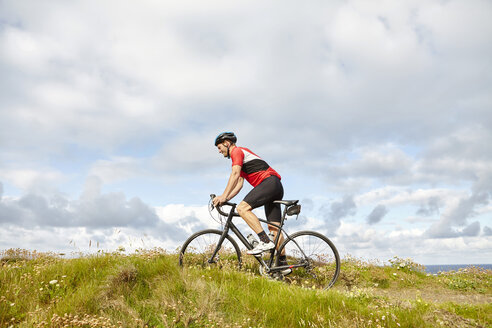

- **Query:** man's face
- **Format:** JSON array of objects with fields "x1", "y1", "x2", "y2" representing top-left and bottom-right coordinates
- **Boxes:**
[{"x1": 217, "y1": 141, "x2": 229, "y2": 158}]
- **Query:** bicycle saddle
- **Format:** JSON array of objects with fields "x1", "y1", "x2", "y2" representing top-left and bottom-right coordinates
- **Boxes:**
[{"x1": 273, "y1": 200, "x2": 299, "y2": 206}]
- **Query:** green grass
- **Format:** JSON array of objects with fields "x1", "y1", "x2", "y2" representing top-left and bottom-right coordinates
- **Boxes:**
[{"x1": 1, "y1": 249, "x2": 490, "y2": 327}]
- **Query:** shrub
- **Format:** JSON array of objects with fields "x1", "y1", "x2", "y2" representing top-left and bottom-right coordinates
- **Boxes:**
[{"x1": 389, "y1": 256, "x2": 426, "y2": 273}]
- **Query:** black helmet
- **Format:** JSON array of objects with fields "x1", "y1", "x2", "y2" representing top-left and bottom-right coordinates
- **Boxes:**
[{"x1": 214, "y1": 132, "x2": 237, "y2": 146}]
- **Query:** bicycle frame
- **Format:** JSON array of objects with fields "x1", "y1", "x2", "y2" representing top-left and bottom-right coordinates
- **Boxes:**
[{"x1": 210, "y1": 201, "x2": 309, "y2": 274}]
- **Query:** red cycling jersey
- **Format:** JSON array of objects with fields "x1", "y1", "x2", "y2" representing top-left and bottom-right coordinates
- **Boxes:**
[{"x1": 230, "y1": 146, "x2": 281, "y2": 187}]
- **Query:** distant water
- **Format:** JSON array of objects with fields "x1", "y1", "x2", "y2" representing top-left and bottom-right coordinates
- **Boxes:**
[{"x1": 424, "y1": 264, "x2": 492, "y2": 274}]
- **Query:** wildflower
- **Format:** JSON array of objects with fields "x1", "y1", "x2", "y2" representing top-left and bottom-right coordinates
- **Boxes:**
[
  {"x1": 49, "y1": 280, "x2": 58, "y2": 285},
  {"x1": 393, "y1": 273, "x2": 397, "y2": 276},
  {"x1": 10, "y1": 303, "x2": 15, "y2": 307}
]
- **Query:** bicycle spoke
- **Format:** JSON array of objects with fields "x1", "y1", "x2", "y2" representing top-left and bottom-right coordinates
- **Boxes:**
[
  {"x1": 179, "y1": 230, "x2": 242, "y2": 269},
  {"x1": 278, "y1": 231, "x2": 340, "y2": 289}
]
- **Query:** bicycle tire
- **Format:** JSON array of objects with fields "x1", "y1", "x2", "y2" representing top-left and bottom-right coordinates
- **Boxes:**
[
  {"x1": 179, "y1": 229, "x2": 242, "y2": 269},
  {"x1": 276, "y1": 230, "x2": 340, "y2": 289}
]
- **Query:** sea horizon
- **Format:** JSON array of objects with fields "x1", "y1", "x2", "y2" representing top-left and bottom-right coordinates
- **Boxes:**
[{"x1": 423, "y1": 263, "x2": 492, "y2": 274}]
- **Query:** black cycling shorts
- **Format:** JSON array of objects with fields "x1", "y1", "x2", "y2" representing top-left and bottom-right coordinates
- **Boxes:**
[{"x1": 243, "y1": 175, "x2": 284, "y2": 222}]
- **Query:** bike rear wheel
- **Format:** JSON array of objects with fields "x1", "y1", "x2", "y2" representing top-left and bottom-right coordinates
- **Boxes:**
[
  {"x1": 277, "y1": 231, "x2": 340, "y2": 289},
  {"x1": 179, "y1": 229, "x2": 242, "y2": 269}
]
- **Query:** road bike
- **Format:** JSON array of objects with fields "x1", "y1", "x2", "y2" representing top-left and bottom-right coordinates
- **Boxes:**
[{"x1": 179, "y1": 195, "x2": 340, "y2": 289}]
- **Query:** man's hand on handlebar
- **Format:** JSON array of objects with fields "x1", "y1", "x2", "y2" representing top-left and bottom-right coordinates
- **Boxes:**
[
  {"x1": 210, "y1": 194, "x2": 239, "y2": 217},
  {"x1": 212, "y1": 194, "x2": 228, "y2": 207}
]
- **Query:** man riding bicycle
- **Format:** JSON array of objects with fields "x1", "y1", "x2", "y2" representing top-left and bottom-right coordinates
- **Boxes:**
[{"x1": 212, "y1": 132, "x2": 288, "y2": 265}]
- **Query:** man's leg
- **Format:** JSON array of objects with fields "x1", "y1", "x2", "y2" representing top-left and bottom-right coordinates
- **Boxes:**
[
  {"x1": 237, "y1": 201, "x2": 263, "y2": 234},
  {"x1": 265, "y1": 200, "x2": 285, "y2": 256},
  {"x1": 238, "y1": 201, "x2": 284, "y2": 253},
  {"x1": 240, "y1": 176, "x2": 283, "y2": 254},
  {"x1": 237, "y1": 201, "x2": 275, "y2": 254},
  {"x1": 267, "y1": 224, "x2": 285, "y2": 255}
]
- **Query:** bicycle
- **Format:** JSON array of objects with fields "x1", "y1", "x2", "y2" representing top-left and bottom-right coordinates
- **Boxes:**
[{"x1": 179, "y1": 194, "x2": 341, "y2": 289}]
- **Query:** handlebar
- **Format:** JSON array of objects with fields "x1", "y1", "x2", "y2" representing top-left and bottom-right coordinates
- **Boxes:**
[{"x1": 210, "y1": 194, "x2": 239, "y2": 217}]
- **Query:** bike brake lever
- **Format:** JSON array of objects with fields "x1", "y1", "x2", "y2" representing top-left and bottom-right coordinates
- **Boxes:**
[{"x1": 210, "y1": 194, "x2": 216, "y2": 210}]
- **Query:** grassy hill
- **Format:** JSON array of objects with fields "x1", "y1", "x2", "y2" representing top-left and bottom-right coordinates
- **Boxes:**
[{"x1": 0, "y1": 248, "x2": 490, "y2": 328}]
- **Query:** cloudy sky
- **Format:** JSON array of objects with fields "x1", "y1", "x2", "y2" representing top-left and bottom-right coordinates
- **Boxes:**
[{"x1": 1, "y1": 0, "x2": 491, "y2": 264}]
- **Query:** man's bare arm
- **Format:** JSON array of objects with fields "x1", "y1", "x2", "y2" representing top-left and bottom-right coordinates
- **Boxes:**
[
  {"x1": 213, "y1": 165, "x2": 242, "y2": 206},
  {"x1": 226, "y1": 176, "x2": 244, "y2": 200}
]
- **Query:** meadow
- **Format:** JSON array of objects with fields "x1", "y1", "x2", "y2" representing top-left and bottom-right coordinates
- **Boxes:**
[{"x1": 0, "y1": 248, "x2": 490, "y2": 328}]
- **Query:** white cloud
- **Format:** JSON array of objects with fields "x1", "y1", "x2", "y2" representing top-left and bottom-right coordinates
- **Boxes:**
[
  {"x1": 418, "y1": 0, "x2": 492, "y2": 55},
  {"x1": 0, "y1": 177, "x2": 185, "y2": 238},
  {"x1": 155, "y1": 203, "x2": 214, "y2": 233},
  {"x1": 0, "y1": 168, "x2": 65, "y2": 194},
  {"x1": 0, "y1": 26, "x2": 54, "y2": 72},
  {"x1": 0, "y1": 0, "x2": 491, "y2": 263},
  {"x1": 151, "y1": 132, "x2": 220, "y2": 175},
  {"x1": 329, "y1": 1, "x2": 432, "y2": 76},
  {"x1": 356, "y1": 187, "x2": 463, "y2": 208},
  {"x1": 325, "y1": 144, "x2": 414, "y2": 187},
  {"x1": 1, "y1": 0, "x2": 491, "y2": 156},
  {"x1": 335, "y1": 221, "x2": 492, "y2": 264},
  {"x1": 88, "y1": 157, "x2": 142, "y2": 185},
  {"x1": 425, "y1": 192, "x2": 490, "y2": 238}
]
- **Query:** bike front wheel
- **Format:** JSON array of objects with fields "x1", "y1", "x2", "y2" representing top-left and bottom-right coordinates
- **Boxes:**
[
  {"x1": 277, "y1": 231, "x2": 340, "y2": 289},
  {"x1": 179, "y1": 229, "x2": 242, "y2": 269}
]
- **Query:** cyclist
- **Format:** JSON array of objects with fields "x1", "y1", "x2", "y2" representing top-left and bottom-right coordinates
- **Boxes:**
[{"x1": 212, "y1": 132, "x2": 288, "y2": 265}]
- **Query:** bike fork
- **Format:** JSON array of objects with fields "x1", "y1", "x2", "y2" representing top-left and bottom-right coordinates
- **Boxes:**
[{"x1": 207, "y1": 225, "x2": 230, "y2": 264}]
